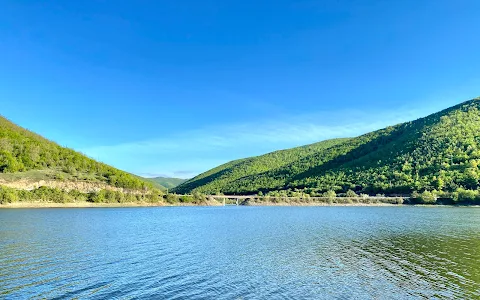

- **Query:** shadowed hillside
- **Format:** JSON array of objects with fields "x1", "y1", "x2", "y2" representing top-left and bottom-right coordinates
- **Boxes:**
[{"x1": 174, "y1": 138, "x2": 351, "y2": 194}]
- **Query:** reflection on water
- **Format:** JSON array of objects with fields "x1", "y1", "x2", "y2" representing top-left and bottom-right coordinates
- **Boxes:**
[
  {"x1": 0, "y1": 206, "x2": 479, "y2": 299},
  {"x1": 326, "y1": 231, "x2": 480, "y2": 299}
]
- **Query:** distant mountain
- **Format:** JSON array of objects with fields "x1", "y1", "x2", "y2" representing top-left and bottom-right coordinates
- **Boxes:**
[
  {"x1": 174, "y1": 98, "x2": 480, "y2": 199},
  {"x1": 146, "y1": 177, "x2": 186, "y2": 189},
  {"x1": 0, "y1": 116, "x2": 158, "y2": 193}
]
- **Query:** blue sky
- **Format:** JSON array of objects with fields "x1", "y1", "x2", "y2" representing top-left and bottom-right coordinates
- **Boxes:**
[{"x1": 1, "y1": 0, "x2": 479, "y2": 178}]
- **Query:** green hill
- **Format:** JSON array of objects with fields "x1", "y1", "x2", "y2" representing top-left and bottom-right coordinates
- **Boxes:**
[
  {"x1": 0, "y1": 116, "x2": 157, "y2": 192},
  {"x1": 174, "y1": 98, "x2": 480, "y2": 202},
  {"x1": 146, "y1": 177, "x2": 186, "y2": 189},
  {"x1": 174, "y1": 138, "x2": 351, "y2": 194}
]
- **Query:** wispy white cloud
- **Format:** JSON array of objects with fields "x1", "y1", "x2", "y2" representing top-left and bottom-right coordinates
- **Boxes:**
[{"x1": 79, "y1": 106, "x2": 424, "y2": 179}]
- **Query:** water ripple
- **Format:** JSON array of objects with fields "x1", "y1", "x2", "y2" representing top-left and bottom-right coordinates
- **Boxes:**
[{"x1": 1, "y1": 206, "x2": 479, "y2": 299}]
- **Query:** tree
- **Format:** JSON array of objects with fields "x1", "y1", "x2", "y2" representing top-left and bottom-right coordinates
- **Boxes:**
[{"x1": 433, "y1": 176, "x2": 444, "y2": 190}]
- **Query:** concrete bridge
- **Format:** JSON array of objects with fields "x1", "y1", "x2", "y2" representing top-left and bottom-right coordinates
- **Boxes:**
[
  {"x1": 207, "y1": 195, "x2": 257, "y2": 206},
  {"x1": 205, "y1": 194, "x2": 406, "y2": 206}
]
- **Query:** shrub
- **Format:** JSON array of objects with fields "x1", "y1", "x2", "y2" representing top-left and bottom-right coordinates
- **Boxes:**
[
  {"x1": 165, "y1": 194, "x2": 179, "y2": 204},
  {"x1": 419, "y1": 191, "x2": 437, "y2": 204},
  {"x1": 322, "y1": 190, "x2": 336, "y2": 199},
  {"x1": 0, "y1": 187, "x2": 19, "y2": 204},
  {"x1": 454, "y1": 188, "x2": 478, "y2": 204},
  {"x1": 179, "y1": 195, "x2": 194, "y2": 203},
  {"x1": 69, "y1": 190, "x2": 88, "y2": 202},
  {"x1": 91, "y1": 190, "x2": 107, "y2": 203},
  {"x1": 346, "y1": 190, "x2": 358, "y2": 198},
  {"x1": 145, "y1": 193, "x2": 161, "y2": 203},
  {"x1": 192, "y1": 192, "x2": 205, "y2": 203}
]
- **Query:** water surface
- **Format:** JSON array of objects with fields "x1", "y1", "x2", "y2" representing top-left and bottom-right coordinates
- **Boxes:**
[{"x1": 1, "y1": 206, "x2": 479, "y2": 299}]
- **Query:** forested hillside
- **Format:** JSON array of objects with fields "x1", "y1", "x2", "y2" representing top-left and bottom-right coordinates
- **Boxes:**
[
  {"x1": 174, "y1": 98, "x2": 480, "y2": 202},
  {"x1": 174, "y1": 138, "x2": 350, "y2": 194},
  {"x1": 0, "y1": 116, "x2": 155, "y2": 191}
]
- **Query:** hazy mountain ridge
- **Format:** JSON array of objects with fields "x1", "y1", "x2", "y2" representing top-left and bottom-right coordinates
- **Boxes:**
[{"x1": 146, "y1": 177, "x2": 187, "y2": 189}]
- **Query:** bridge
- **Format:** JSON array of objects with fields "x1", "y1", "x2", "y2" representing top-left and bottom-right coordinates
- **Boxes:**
[
  {"x1": 207, "y1": 195, "x2": 257, "y2": 206},
  {"x1": 204, "y1": 194, "x2": 407, "y2": 206}
]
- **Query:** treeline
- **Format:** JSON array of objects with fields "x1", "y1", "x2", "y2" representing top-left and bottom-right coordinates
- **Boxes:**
[
  {"x1": 248, "y1": 195, "x2": 405, "y2": 205},
  {"x1": 2, "y1": 185, "x2": 478, "y2": 206},
  {"x1": 0, "y1": 186, "x2": 162, "y2": 205},
  {"x1": 174, "y1": 99, "x2": 480, "y2": 200},
  {"x1": 164, "y1": 192, "x2": 210, "y2": 205},
  {"x1": 0, "y1": 186, "x2": 210, "y2": 205},
  {"x1": 0, "y1": 116, "x2": 152, "y2": 190},
  {"x1": 261, "y1": 188, "x2": 480, "y2": 205}
]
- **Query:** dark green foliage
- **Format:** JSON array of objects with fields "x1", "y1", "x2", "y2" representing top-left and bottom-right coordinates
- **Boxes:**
[
  {"x1": 244, "y1": 195, "x2": 405, "y2": 205},
  {"x1": 410, "y1": 191, "x2": 437, "y2": 204},
  {"x1": 158, "y1": 192, "x2": 208, "y2": 205},
  {"x1": 165, "y1": 193, "x2": 179, "y2": 204},
  {"x1": 174, "y1": 98, "x2": 480, "y2": 202},
  {"x1": 174, "y1": 138, "x2": 350, "y2": 194},
  {"x1": 0, "y1": 186, "x2": 20, "y2": 204},
  {"x1": 164, "y1": 193, "x2": 206, "y2": 204},
  {"x1": 0, "y1": 116, "x2": 155, "y2": 191}
]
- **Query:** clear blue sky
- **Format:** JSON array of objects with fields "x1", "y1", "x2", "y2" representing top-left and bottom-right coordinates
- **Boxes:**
[{"x1": 1, "y1": 0, "x2": 479, "y2": 178}]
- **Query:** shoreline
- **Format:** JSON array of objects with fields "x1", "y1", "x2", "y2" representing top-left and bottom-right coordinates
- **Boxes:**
[
  {"x1": 0, "y1": 200, "x2": 222, "y2": 208},
  {"x1": 1, "y1": 201, "x2": 477, "y2": 209},
  {"x1": 0, "y1": 201, "x2": 166, "y2": 208}
]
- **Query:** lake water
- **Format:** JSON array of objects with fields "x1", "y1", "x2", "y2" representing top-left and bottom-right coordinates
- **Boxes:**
[{"x1": 1, "y1": 206, "x2": 479, "y2": 299}]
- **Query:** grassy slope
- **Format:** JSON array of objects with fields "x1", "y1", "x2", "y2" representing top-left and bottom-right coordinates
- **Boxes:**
[
  {"x1": 0, "y1": 116, "x2": 157, "y2": 192},
  {"x1": 146, "y1": 177, "x2": 186, "y2": 189},
  {"x1": 175, "y1": 98, "x2": 480, "y2": 195}
]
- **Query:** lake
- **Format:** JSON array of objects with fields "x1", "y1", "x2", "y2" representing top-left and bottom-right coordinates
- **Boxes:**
[{"x1": 1, "y1": 206, "x2": 479, "y2": 299}]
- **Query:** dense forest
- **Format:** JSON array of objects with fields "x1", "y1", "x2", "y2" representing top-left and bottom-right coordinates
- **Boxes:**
[
  {"x1": 175, "y1": 138, "x2": 349, "y2": 194},
  {"x1": 0, "y1": 116, "x2": 156, "y2": 191},
  {"x1": 174, "y1": 98, "x2": 480, "y2": 204}
]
